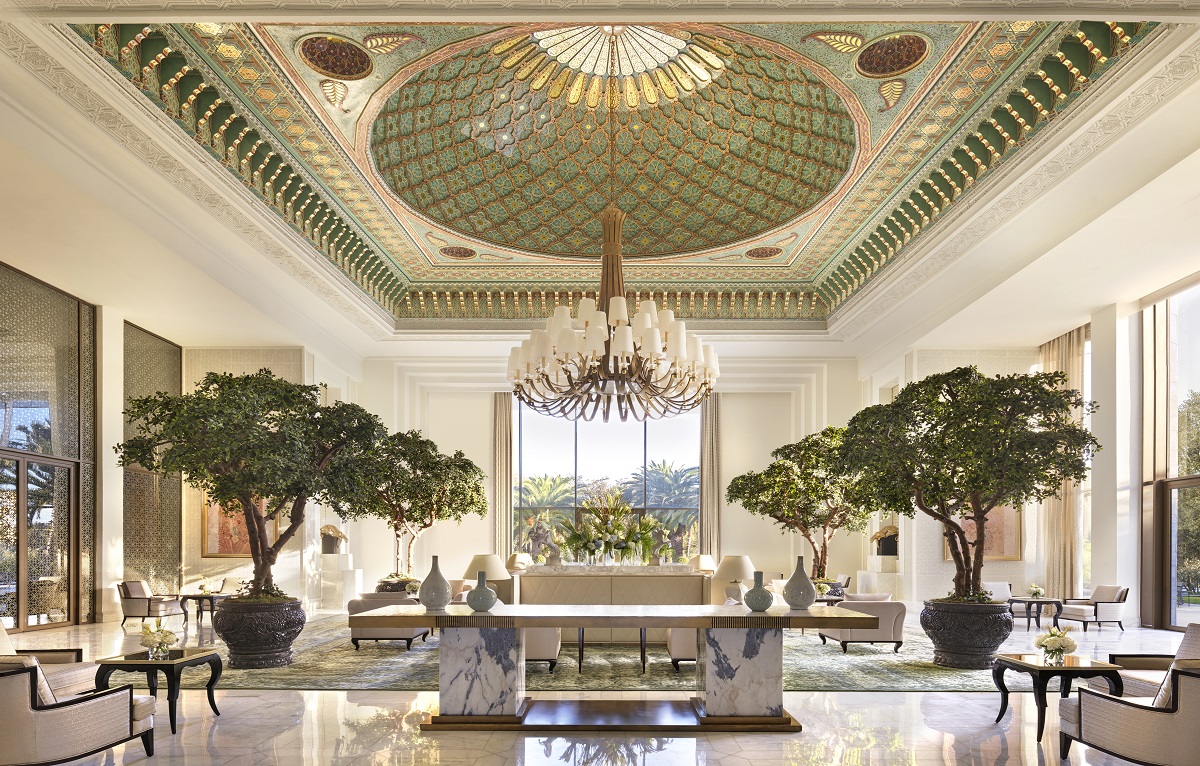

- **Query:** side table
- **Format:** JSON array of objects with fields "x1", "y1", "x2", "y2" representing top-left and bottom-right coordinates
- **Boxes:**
[
  {"x1": 180, "y1": 593, "x2": 233, "y2": 626},
  {"x1": 992, "y1": 653, "x2": 1122, "y2": 739},
  {"x1": 1007, "y1": 597, "x2": 1063, "y2": 630},
  {"x1": 96, "y1": 648, "x2": 223, "y2": 733}
]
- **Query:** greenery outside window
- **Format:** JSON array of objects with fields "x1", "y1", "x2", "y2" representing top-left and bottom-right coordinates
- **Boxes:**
[{"x1": 512, "y1": 401, "x2": 701, "y2": 563}]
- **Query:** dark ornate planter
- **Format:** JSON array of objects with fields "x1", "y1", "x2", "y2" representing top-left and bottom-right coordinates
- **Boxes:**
[
  {"x1": 920, "y1": 600, "x2": 1013, "y2": 669},
  {"x1": 212, "y1": 598, "x2": 306, "y2": 669},
  {"x1": 376, "y1": 578, "x2": 418, "y2": 593}
]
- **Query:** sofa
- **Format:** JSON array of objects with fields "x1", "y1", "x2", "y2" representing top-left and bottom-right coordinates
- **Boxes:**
[
  {"x1": 818, "y1": 593, "x2": 905, "y2": 653},
  {"x1": 347, "y1": 594, "x2": 431, "y2": 650}
]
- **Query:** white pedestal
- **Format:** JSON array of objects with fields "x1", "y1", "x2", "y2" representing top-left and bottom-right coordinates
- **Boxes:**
[
  {"x1": 439, "y1": 627, "x2": 525, "y2": 716},
  {"x1": 857, "y1": 571, "x2": 904, "y2": 600},
  {"x1": 698, "y1": 628, "x2": 784, "y2": 717},
  {"x1": 320, "y1": 553, "x2": 362, "y2": 609}
]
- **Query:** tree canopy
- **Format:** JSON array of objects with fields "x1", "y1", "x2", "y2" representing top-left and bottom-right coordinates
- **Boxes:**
[
  {"x1": 841, "y1": 366, "x2": 1099, "y2": 599},
  {"x1": 726, "y1": 426, "x2": 873, "y2": 578},
  {"x1": 332, "y1": 429, "x2": 488, "y2": 576},
  {"x1": 117, "y1": 369, "x2": 383, "y2": 596}
]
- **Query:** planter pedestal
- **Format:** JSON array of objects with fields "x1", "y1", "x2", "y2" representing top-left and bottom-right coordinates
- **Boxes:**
[
  {"x1": 920, "y1": 600, "x2": 1013, "y2": 669},
  {"x1": 212, "y1": 599, "x2": 306, "y2": 669}
]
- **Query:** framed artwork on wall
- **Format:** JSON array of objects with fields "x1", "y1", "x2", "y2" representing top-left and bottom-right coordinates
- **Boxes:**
[
  {"x1": 943, "y1": 505, "x2": 1023, "y2": 561},
  {"x1": 202, "y1": 497, "x2": 276, "y2": 558}
]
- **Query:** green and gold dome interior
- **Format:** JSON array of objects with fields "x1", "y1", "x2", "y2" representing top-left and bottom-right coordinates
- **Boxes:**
[{"x1": 76, "y1": 20, "x2": 1155, "y2": 323}]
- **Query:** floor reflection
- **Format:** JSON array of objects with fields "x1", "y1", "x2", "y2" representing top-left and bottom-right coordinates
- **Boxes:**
[
  {"x1": 332, "y1": 693, "x2": 440, "y2": 766},
  {"x1": 523, "y1": 736, "x2": 686, "y2": 766}
]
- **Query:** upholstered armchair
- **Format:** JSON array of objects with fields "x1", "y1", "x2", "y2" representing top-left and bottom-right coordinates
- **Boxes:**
[
  {"x1": 117, "y1": 580, "x2": 184, "y2": 626},
  {"x1": 1059, "y1": 584, "x2": 1128, "y2": 631},
  {"x1": 981, "y1": 581, "x2": 1023, "y2": 622},
  {"x1": 1086, "y1": 623, "x2": 1200, "y2": 701},
  {"x1": 818, "y1": 594, "x2": 905, "y2": 653},
  {"x1": 450, "y1": 592, "x2": 561, "y2": 670},
  {"x1": 666, "y1": 628, "x2": 697, "y2": 671},
  {"x1": 347, "y1": 595, "x2": 431, "y2": 650}
]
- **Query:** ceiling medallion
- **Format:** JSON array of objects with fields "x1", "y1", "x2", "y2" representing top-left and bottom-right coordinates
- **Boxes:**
[
  {"x1": 439, "y1": 246, "x2": 477, "y2": 259},
  {"x1": 745, "y1": 246, "x2": 784, "y2": 260},
  {"x1": 494, "y1": 25, "x2": 729, "y2": 107},
  {"x1": 854, "y1": 34, "x2": 930, "y2": 78},
  {"x1": 509, "y1": 35, "x2": 719, "y2": 422},
  {"x1": 298, "y1": 35, "x2": 374, "y2": 80}
]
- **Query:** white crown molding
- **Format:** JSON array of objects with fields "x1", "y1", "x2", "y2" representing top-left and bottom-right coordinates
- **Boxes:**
[
  {"x1": 0, "y1": 21, "x2": 400, "y2": 343},
  {"x1": 2, "y1": 1, "x2": 1199, "y2": 23},
  {"x1": 829, "y1": 22, "x2": 1200, "y2": 347}
]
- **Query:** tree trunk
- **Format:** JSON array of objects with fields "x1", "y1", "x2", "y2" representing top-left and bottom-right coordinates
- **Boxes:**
[
  {"x1": 405, "y1": 532, "x2": 418, "y2": 576},
  {"x1": 971, "y1": 509, "x2": 988, "y2": 596}
]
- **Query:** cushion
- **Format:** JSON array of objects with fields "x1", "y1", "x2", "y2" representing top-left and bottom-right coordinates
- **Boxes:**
[
  {"x1": 0, "y1": 655, "x2": 55, "y2": 705},
  {"x1": 131, "y1": 694, "x2": 156, "y2": 722},
  {"x1": 1059, "y1": 695, "x2": 1079, "y2": 737},
  {"x1": 844, "y1": 592, "x2": 892, "y2": 601},
  {"x1": 1089, "y1": 585, "x2": 1123, "y2": 603},
  {"x1": 1174, "y1": 623, "x2": 1200, "y2": 660},
  {"x1": 1153, "y1": 659, "x2": 1200, "y2": 708},
  {"x1": 1089, "y1": 669, "x2": 1167, "y2": 698},
  {"x1": 123, "y1": 581, "x2": 152, "y2": 599},
  {"x1": 0, "y1": 628, "x2": 14, "y2": 656},
  {"x1": 40, "y1": 662, "x2": 98, "y2": 698},
  {"x1": 1061, "y1": 604, "x2": 1095, "y2": 619}
]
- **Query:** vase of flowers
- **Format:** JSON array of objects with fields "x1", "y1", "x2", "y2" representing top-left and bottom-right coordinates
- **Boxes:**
[
  {"x1": 1028, "y1": 583, "x2": 1045, "y2": 598},
  {"x1": 140, "y1": 618, "x2": 178, "y2": 660},
  {"x1": 1033, "y1": 626, "x2": 1076, "y2": 665}
]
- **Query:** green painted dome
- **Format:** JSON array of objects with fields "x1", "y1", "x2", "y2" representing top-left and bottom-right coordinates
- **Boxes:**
[{"x1": 370, "y1": 28, "x2": 857, "y2": 257}]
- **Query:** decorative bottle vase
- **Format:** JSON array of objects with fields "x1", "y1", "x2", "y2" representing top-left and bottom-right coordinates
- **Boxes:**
[
  {"x1": 743, "y1": 571, "x2": 774, "y2": 612},
  {"x1": 782, "y1": 555, "x2": 817, "y2": 610},
  {"x1": 466, "y1": 572, "x2": 497, "y2": 612},
  {"x1": 417, "y1": 555, "x2": 451, "y2": 610}
]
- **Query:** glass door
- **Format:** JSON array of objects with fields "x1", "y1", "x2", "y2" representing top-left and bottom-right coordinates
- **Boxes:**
[
  {"x1": 1166, "y1": 478, "x2": 1200, "y2": 629},
  {"x1": 0, "y1": 454, "x2": 75, "y2": 630}
]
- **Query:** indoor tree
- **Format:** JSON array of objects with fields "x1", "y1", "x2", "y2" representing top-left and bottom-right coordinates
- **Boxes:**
[
  {"x1": 331, "y1": 429, "x2": 488, "y2": 577},
  {"x1": 117, "y1": 369, "x2": 383, "y2": 597},
  {"x1": 725, "y1": 426, "x2": 873, "y2": 579},
  {"x1": 840, "y1": 366, "x2": 1099, "y2": 600}
]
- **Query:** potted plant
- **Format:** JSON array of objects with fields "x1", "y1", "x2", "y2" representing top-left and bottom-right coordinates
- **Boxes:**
[
  {"x1": 330, "y1": 430, "x2": 488, "y2": 583},
  {"x1": 725, "y1": 426, "x2": 875, "y2": 582},
  {"x1": 118, "y1": 370, "x2": 383, "y2": 668},
  {"x1": 841, "y1": 366, "x2": 1098, "y2": 668}
]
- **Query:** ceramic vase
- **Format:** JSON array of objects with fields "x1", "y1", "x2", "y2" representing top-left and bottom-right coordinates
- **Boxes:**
[
  {"x1": 417, "y1": 555, "x2": 451, "y2": 610},
  {"x1": 466, "y1": 571, "x2": 497, "y2": 612},
  {"x1": 782, "y1": 555, "x2": 817, "y2": 610},
  {"x1": 743, "y1": 571, "x2": 774, "y2": 612}
]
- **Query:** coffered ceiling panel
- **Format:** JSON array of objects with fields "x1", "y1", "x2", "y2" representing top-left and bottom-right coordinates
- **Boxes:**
[{"x1": 69, "y1": 20, "x2": 1156, "y2": 322}]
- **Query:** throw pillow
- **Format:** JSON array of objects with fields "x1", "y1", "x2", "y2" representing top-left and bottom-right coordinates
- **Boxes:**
[{"x1": 1152, "y1": 659, "x2": 1200, "y2": 709}]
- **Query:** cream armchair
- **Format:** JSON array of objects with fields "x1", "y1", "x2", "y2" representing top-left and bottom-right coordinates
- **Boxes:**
[
  {"x1": 117, "y1": 579, "x2": 184, "y2": 626},
  {"x1": 347, "y1": 594, "x2": 431, "y2": 650},
  {"x1": 450, "y1": 592, "x2": 561, "y2": 670},
  {"x1": 666, "y1": 628, "x2": 697, "y2": 671},
  {"x1": 818, "y1": 597, "x2": 905, "y2": 653},
  {"x1": 1059, "y1": 584, "x2": 1128, "y2": 631}
]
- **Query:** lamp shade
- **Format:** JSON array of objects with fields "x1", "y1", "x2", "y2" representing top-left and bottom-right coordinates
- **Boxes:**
[
  {"x1": 463, "y1": 554, "x2": 511, "y2": 581},
  {"x1": 714, "y1": 555, "x2": 755, "y2": 583},
  {"x1": 688, "y1": 554, "x2": 717, "y2": 574}
]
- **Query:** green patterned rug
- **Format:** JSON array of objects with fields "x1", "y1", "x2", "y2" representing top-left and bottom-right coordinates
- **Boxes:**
[{"x1": 157, "y1": 615, "x2": 1037, "y2": 693}]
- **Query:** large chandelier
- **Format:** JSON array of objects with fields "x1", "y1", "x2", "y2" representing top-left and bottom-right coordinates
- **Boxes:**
[{"x1": 507, "y1": 28, "x2": 720, "y2": 422}]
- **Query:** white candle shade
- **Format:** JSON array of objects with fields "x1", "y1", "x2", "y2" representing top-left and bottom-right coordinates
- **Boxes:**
[
  {"x1": 608, "y1": 296, "x2": 628, "y2": 325},
  {"x1": 714, "y1": 555, "x2": 755, "y2": 583},
  {"x1": 463, "y1": 554, "x2": 511, "y2": 581}
]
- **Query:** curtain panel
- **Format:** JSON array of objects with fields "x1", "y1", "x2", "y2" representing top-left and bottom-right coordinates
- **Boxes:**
[
  {"x1": 699, "y1": 394, "x2": 722, "y2": 558},
  {"x1": 493, "y1": 392, "x2": 514, "y2": 558},
  {"x1": 1039, "y1": 324, "x2": 1090, "y2": 601}
]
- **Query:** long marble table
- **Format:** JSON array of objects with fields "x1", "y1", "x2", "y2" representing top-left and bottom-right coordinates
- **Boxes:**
[{"x1": 349, "y1": 602, "x2": 876, "y2": 732}]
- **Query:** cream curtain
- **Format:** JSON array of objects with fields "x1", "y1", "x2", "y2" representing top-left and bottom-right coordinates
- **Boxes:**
[
  {"x1": 1039, "y1": 324, "x2": 1089, "y2": 601},
  {"x1": 493, "y1": 392, "x2": 514, "y2": 558},
  {"x1": 699, "y1": 394, "x2": 722, "y2": 558}
]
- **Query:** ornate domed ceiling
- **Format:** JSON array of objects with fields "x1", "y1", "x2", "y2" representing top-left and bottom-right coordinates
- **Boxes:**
[
  {"x1": 368, "y1": 27, "x2": 857, "y2": 257},
  {"x1": 67, "y1": 20, "x2": 1158, "y2": 324}
]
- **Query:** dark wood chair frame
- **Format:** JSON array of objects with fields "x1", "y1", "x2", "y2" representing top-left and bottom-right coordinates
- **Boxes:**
[
  {"x1": 351, "y1": 631, "x2": 430, "y2": 651},
  {"x1": 817, "y1": 634, "x2": 903, "y2": 653}
]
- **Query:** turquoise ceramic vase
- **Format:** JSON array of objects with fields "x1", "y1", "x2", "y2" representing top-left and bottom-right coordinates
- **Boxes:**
[
  {"x1": 743, "y1": 571, "x2": 774, "y2": 612},
  {"x1": 417, "y1": 555, "x2": 451, "y2": 610},
  {"x1": 466, "y1": 571, "x2": 497, "y2": 612},
  {"x1": 782, "y1": 555, "x2": 817, "y2": 610}
]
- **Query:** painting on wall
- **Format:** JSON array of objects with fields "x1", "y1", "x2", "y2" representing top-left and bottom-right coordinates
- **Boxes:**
[
  {"x1": 943, "y1": 505, "x2": 1023, "y2": 561},
  {"x1": 202, "y1": 498, "x2": 276, "y2": 558}
]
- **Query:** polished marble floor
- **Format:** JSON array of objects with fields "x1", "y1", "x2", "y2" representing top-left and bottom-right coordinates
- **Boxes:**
[{"x1": 8, "y1": 611, "x2": 1185, "y2": 765}]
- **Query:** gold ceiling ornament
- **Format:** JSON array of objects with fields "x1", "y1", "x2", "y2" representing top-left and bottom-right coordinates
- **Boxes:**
[
  {"x1": 508, "y1": 34, "x2": 719, "y2": 422},
  {"x1": 494, "y1": 25, "x2": 728, "y2": 108}
]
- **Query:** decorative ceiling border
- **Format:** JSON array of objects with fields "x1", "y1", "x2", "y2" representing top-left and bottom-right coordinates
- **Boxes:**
[
  {"x1": 3, "y1": 1, "x2": 1199, "y2": 22},
  {"x1": 831, "y1": 21, "x2": 1200, "y2": 341},
  {"x1": 0, "y1": 20, "x2": 400, "y2": 338}
]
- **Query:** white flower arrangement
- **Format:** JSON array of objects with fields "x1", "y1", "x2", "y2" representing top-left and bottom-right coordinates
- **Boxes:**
[
  {"x1": 1027, "y1": 583, "x2": 1045, "y2": 598},
  {"x1": 139, "y1": 618, "x2": 179, "y2": 652},
  {"x1": 1033, "y1": 626, "x2": 1077, "y2": 656}
]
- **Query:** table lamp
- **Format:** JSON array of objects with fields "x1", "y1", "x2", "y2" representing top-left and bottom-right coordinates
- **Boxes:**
[
  {"x1": 689, "y1": 554, "x2": 717, "y2": 574},
  {"x1": 463, "y1": 554, "x2": 511, "y2": 583},
  {"x1": 714, "y1": 555, "x2": 755, "y2": 603}
]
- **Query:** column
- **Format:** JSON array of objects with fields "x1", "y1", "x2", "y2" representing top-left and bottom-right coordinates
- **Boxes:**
[
  {"x1": 438, "y1": 627, "x2": 525, "y2": 716},
  {"x1": 95, "y1": 306, "x2": 124, "y2": 622}
]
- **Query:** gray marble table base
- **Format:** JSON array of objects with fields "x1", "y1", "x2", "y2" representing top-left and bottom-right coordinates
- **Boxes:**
[
  {"x1": 698, "y1": 627, "x2": 785, "y2": 717},
  {"x1": 438, "y1": 627, "x2": 525, "y2": 716}
]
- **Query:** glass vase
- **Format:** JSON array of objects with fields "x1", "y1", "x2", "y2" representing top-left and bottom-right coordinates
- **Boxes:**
[
  {"x1": 1043, "y1": 649, "x2": 1065, "y2": 666},
  {"x1": 147, "y1": 645, "x2": 171, "y2": 660}
]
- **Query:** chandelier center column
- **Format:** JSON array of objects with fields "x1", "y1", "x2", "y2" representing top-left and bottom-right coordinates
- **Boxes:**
[{"x1": 599, "y1": 204, "x2": 626, "y2": 311}]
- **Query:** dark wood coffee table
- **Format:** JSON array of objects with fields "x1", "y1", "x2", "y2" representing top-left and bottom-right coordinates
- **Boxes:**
[
  {"x1": 180, "y1": 593, "x2": 233, "y2": 626},
  {"x1": 992, "y1": 653, "x2": 1122, "y2": 739},
  {"x1": 95, "y1": 648, "x2": 222, "y2": 733},
  {"x1": 1007, "y1": 597, "x2": 1063, "y2": 629}
]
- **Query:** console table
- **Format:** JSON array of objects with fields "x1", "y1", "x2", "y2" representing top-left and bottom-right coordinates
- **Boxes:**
[{"x1": 350, "y1": 602, "x2": 876, "y2": 732}]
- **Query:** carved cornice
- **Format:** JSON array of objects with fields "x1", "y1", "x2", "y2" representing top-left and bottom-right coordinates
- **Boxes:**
[
  {"x1": 0, "y1": 20, "x2": 399, "y2": 339},
  {"x1": 2, "y1": 1, "x2": 1199, "y2": 23},
  {"x1": 830, "y1": 22, "x2": 1200, "y2": 341}
]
